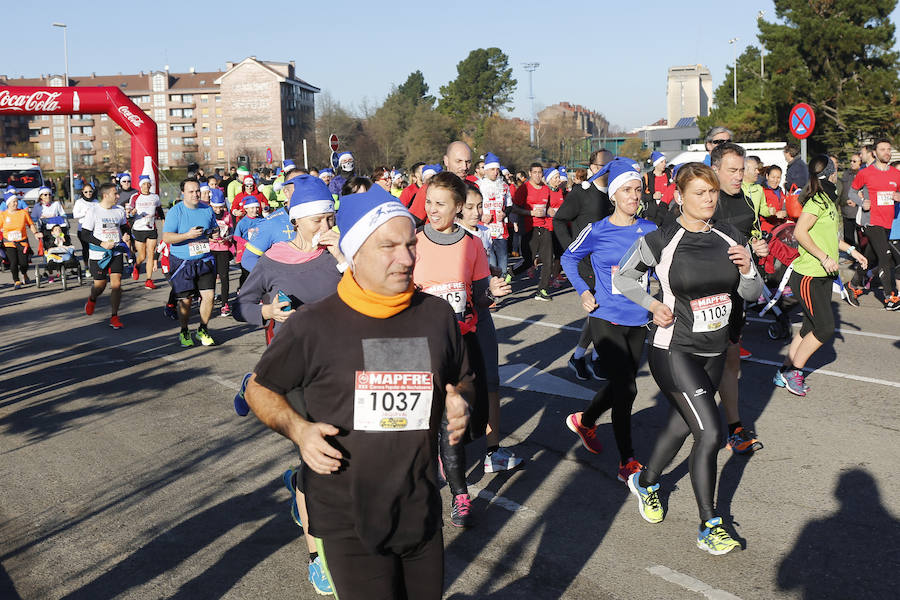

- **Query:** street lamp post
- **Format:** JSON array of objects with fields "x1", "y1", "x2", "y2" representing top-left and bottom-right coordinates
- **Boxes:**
[
  {"x1": 522, "y1": 62, "x2": 540, "y2": 145},
  {"x1": 52, "y1": 22, "x2": 74, "y2": 204},
  {"x1": 758, "y1": 11, "x2": 766, "y2": 81},
  {"x1": 728, "y1": 37, "x2": 739, "y2": 105}
]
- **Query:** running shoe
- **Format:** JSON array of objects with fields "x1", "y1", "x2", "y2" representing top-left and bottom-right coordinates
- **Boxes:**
[
  {"x1": 282, "y1": 466, "x2": 303, "y2": 528},
  {"x1": 164, "y1": 303, "x2": 178, "y2": 320},
  {"x1": 307, "y1": 556, "x2": 333, "y2": 596},
  {"x1": 144, "y1": 279, "x2": 156, "y2": 290},
  {"x1": 566, "y1": 412, "x2": 603, "y2": 454},
  {"x1": 697, "y1": 517, "x2": 740, "y2": 555},
  {"x1": 109, "y1": 316, "x2": 124, "y2": 329},
  {"x1": 132, "y1": 266, "x2": 140, "y2": 281},
  {"x1": 220, "y1": 303, "x2": 232, "y2": 317},
  {"x1": 568, "y1": 355, "x2": 590, "y2": 381},
  {"x1": 589, "y1": 357, "x2": 606, "y2": 381},
  {"x1": 483, "y1": 447, "x2": 523, "y2": 473},
  {"x1": 14, "y1": 281, "x2": 22, "y2": 289},
  {"x1": 779, "y1": 369, "x2": 807, "y2": 396},
  {"x1": 884, "y1": 293, "x2": 900, "y2": 311},
  {"x1": 549, "y1": 278, "x2": 562, "y2": 290},
  {"x1": 773, "y1": 369, "x2": 810, "y2": 392},
  {"x1": 617, "y1": 457, "x2": 643, "y2": 483},
  {"x1": 21, "y1": 274, "x2": 30, "y2": 285},
  {"x1": 726, "y1": 426, "x2": 765, "y2": 454},
  {"x1": 526, "y1": 266, "x2": 537, "y2": 279},
  {"x1": 504, "y1": 273, "x2": 512, "y2": 284},
  {"x1": 85, "y1": 298, "x2": 95, "y2": 315},
  {"x1": 626, "y1": 472, "x2": 664, "y2": 524},
  {"x1": 739, "y1": 346, "x2": 752, "y2": 359},
  {"x1": 533, "y1": 289, "x2": 552, "y2": 302},
  {"x1": 234, "y1": 373, "x2": 252, "y2": 416},
  {"x1": 843, "y1": 284, "x2": 861, "y2": 307},
  {"x1": 195, "y1": 328, "x2": 215, "y2": 346},
  {"x1": 449, "y1": 493, "x2": 473, "y2": 528},
  {"x1": 179, "y1": 331, "x2": 194, "y2": 347}
]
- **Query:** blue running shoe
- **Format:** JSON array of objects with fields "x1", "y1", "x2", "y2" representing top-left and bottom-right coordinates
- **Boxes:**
[
  {"x1": 283, "y1": 466, "x2": 302, "y2": 528},
  {"x1": 234, "y1": 373, "x2": 252, "y2": 416},
  {"x1": 774, "y1": 369, "x2": 809, "y2": 392},
  {"x1": 308, "y1": 556, "x2": 333, "y2": 595}
]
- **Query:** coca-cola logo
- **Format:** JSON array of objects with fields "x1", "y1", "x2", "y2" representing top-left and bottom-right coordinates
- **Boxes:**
[
  {"x1": 0, "y1": 90, "x2": 62, "y2": 112},
  {"x1": 117, "y1": 105, "x2": 144, "y2": 128}
]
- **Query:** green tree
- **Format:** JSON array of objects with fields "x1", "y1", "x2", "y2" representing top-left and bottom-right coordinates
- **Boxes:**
[
  {"x1": 365, "y1": 71, "x2": 437, "y2": 167},
  {"x1": 617, "y1": 137, "x2": 650, "y2": 164},
  {"x1": 438, "y1": 48, "x2": 517, "y2": 135},
  {"x1": 703, "y1": 1, "x2": 900, "y2": 153},
  {"x1": 480, "y1": 116, "x2": 537, "y2": 172},
  {"x1": 403, "y1": 104, "x2": 457, "y2": 165}
]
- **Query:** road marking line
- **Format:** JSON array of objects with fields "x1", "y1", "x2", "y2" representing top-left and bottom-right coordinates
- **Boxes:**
[
  {"x1": 495, "y1": 313, "x2": 900, "y2": 388},
  {"x1": 493, "y1": 314, "x2": 582, "y2": 332},
  {"x1": 746, "y1": 316, "x2": 900, "y2": 341},
  {"x1": 647, "y1": 565, "x2": 743, "y2": 600},
  {"x1": 743, "y1": 357, "x2": 900, "y2": 389},
  {"x1": 469, "y1": 485, "x2": 533, "y2": 515}
]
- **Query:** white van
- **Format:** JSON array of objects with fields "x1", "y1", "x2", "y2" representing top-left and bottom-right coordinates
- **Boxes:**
[{"x1": 0, "y1": 156, "x2": 46, "y2": 207}]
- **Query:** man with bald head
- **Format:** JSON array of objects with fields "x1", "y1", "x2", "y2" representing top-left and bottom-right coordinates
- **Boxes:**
[{"x1": 409, "y1": 141, "x2": 476, "y2": 223}]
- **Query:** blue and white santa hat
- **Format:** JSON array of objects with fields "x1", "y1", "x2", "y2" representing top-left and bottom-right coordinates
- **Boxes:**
[
  {"x1": 318, "y1": 168, "x2": 334, "y2": 178},
  {"x1": 543, "y1": 166, "x2": 560, "y2": 182},
  {"x1": 287, "y1": 174, "x2": 335, "y2": 221},
  {"x1": 199, "y1": 183, "x2": 210, "y2": 193},
  {"x1": 210, "y1": 189, "x2": 226, "y2": 206},
  {"x1": 337, "y1": 152, "x2": 353, "y2": 163},
  {"x1": 651, "y1": 151, "x2": 666, "y2": 167},
  {"x1": 422, "y1": 164, "x2": 443, "y2": 178},
  {"x1": 483, "y1": 152, "x2": 501, "y2": 170},
  {"x1": 559, "y1": 166, "x2": 568, "y2": 181},
  {"x1": 3, "y1": 188, "x2": 18, "y2": 202},
  {"x1": 38, "y1": 186, "x2": 51, "y2": 195},
  {"x1": 242, "y1": 196, "x2": 260, "y2": 208},
  {"x1": 501, "y1": 166, "x2": 510, "y2": 175},
  {"x1": 337, "y1": 186, "x2": 414, "y2": 261},
  {"x1": 283, "y1": 159, "x2": 297, "y2": 173},
  {"x1": 390, "y1": 169, "x2": 403, "y2": 183},
  {"x1": 587, "y1": 157, "x2": 641, "y2": 197},
  {"x1": 138, "y1": 174, "x2": 152, "y2": 185}
]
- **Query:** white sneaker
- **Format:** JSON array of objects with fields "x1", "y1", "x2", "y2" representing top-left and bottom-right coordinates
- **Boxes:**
[{"x1": 483, "y1": 447, "x2": 523, "y2": 473}]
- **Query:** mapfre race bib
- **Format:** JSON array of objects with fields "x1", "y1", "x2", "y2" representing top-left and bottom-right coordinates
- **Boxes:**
[
  {"x1": 488, "y1": 221, "x2": 505, "y2": 238},
  {"x1": 424, "y1": 282, "x2": 467, "y2": 314},
  {"x1": 5, "y1": 230, "x2": 22, "y2": 242},
  {"x1": 690, "y1": 294, "x2": 732, "y2": 332},
  {"x1": 353, "y1": 371, "x2": 434, "y2": 431},
  {"x1": 876, "y1": 191, "x2": 894, "y2": 206},
  {"x1": 99, "y1": 227, "x2": 119, "y2": 242},
  {"x1": 189, "y1": 240, "x2": 210, "y2": 256}
]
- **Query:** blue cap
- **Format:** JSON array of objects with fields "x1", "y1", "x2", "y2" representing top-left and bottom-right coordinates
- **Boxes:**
[
  {"x1": 242, "y1": 196, "x2": 260, "y2": 208},
  {"x1": 651, "y1": 151, "x2": 666, "y2": 167},
  {"x1": 210, "y1": 189, "x2": 226, "y2": 206},
  {"x1": 283, "y1": 159, "x2": 296, "y2": 171},
  {"x1": 543, "y1": 167, "x2": 560, "y2": 182},
  {"x1": 483, "y1": 152, "x2": 501, "y2": 170},
  {"x1": 422, "y1": 164, "x2": 442, "y2": 178},
  {"x1": 287, "y1": 174, "x2": 335, "y2": 220},
  {"x1": 587, "y1": 157, "x2": 641, "y2": 197},
  {"x1": 337, "y1": 186, "x2": 413, "y2": 260}
]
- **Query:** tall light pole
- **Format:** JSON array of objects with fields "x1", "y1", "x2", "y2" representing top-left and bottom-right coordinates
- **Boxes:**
[
  {"x1": 522, "y1": 62, "x2": 540, "y2": 145},
  {"x1": 728, "y1": 38, "x2": 739, "y2": 105},
  {"x1": 52, "y1": 22, "x2": 74, "y2": 203},
  {"x1": 758, "y1": 11, "x2": 766, "y2": 81}
]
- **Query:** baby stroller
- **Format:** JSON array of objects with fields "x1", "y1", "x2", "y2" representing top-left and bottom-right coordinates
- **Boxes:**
[
  {"x1": 751, "y1": 222, "x2": 800, "y2": 340},
  {"x1": 35, "y1": 216, "x2": 83, "y2": 290}
]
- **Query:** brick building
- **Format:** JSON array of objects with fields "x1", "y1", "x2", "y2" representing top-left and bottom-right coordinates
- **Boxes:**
[
  {"x1": 0, "y1": 56, "x2": 319, "y2": 172},
  {"x1": 537, "y1": 102, "x2": 609, "y2": 138}
]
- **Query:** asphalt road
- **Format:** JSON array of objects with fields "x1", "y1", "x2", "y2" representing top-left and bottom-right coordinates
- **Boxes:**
[{"x1": 1, "y1": 260, "x2": 898, "y2": 600}]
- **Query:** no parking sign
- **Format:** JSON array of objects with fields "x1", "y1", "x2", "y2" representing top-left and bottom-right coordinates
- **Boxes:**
[{"x1": 789, "y1": 103, "x2": 815, "y2": 139}]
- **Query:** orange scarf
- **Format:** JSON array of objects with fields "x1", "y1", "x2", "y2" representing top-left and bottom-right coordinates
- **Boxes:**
[{"x1": 337, "y1": 270, "x2": 413, "y2": 319}]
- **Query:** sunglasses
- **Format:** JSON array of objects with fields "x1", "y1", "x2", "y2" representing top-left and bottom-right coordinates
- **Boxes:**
[{"x1": 711, "y1": 139, "x2": 731, "y2": 146}]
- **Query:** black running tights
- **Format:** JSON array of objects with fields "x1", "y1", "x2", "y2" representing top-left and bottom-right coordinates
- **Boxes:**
[
  {"x1": 581, "y1": 318, "x2": 646, "y2": 461},
  {"x1": 641, "y1": 347, "x2": 726, "y2": 522},
  {"x1": 212, "y1": 250, "x2": 231, "y2": 300}
]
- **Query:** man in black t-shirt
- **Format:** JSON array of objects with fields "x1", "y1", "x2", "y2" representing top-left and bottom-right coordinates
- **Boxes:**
[{"x1": 246, "y1": 188, "x2": 471, "y2": 600}]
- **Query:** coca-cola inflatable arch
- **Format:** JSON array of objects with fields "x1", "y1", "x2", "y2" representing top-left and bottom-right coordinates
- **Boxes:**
[{"x1": 0, "y1": 86, "x2": 158, "y2": 191}]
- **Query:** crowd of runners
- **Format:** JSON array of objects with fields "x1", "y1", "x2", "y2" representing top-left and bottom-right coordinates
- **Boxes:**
[{"x1": 2, "y1": 126, "x2": 899, "y2": 598}]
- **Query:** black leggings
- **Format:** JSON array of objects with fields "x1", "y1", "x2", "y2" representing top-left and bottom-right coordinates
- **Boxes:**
[
  {"x1": 212, "y1": 250, "x2": 231, "y2": 300},
  {"x1": 321, "y1": 529, "x2": 443, "y2": 600},
  {"x1": 641, "y1": 347, "x2": 726, "y2": 523},
  {"x1": 5, "y1": 243, "x2": 29, "y2": 281},
  {"x1": 582, "y1": 318, "x2": 646, "y2": 461},
  {"x1": 865, "y1": 225, "x2": 897, "y2": 293},
  {"x1": 516, "y1": 227, "x2": 554, "y2": 291},
  {"x1": 239, "y1": 266, "x2": 250, "y2": 289},
  {"x1": 77, "y1": 229, "x2": 91, "y2": 269}
]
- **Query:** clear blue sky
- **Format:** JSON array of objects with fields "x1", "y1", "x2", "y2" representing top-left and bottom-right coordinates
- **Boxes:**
[{"x1": 4, "y1": 0, "x2": 900, "y2": 130}]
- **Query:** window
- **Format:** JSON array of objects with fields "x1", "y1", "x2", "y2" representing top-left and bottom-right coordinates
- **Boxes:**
[
  {"x1": 102, "y1": 156, "x2": 110, "y2": 163},
  {"x1": 216, "y1": 137, "x2": 224, "y2": 146},
  {"x1": 154, "y1": 109, "x2": 166, "y2": 122},
  {"x1": 41, "y1": 115, "x2": 50, "y2": 121},
  {"x1": 41, "y1": 156, "x2": 51, "y2": 163},
  {"x1": 152, "y1": 74, "x2": 166, "y2": 92},
  {"x1": 83, "y1": 126, "x2": 92, "y2": 135},
  {"x1": 182, "y1": 94, "x2": 193, "y2": 103},
  {"x1": 201, "y1": 95, "x2": 208, "y2": 103},
  {"x1": 183, "y1": 124, "x2": 194, "y2": 132},
  {"x1": 203, "y1": 152, "x2": 211, "y2": 161},
  {"x1": 54, "y1": 141, "x2": 65, "y2": 153},
  {"x1": 134, "y1": 95, "x2": 150, "y2": 104},
  {"x1": 201, "y1": 107, "x2": 209, "y2": 116},
  {"x1": 201, "y1": 123, "x2": 209, "y2": 132},
  {"x1": 41, "y1": 127, "x2": 49, "y2": 135},
  {"x1": 50, "y1": 76, "x2": 63, "y2": 87},
  {"x1": 71, "y1": 126, "x2": 81, "y2": 134},
  {"x1": 158, "y1": 138, "x2": 167, "y2": 149},
  {"x1": 159, "y1": 151, "x2": 168, "y2": 163},
  {"x1": 40, "y1": 141, "x2": 50, "y2": 149},
  {"x1": 183, "y1": 137, "x2": 197, "y2": 146},
  {"x1": 203, "y1": 137, "x2": 210, "y2": 146},
  {"x1": 55, "y1": 155, "x2": 66, "y2": 165},
  {"x1": 154, "y1": 94, "x2": 165, "y2": 107},
  {"x1": 217, "y1": 150, "x2": 225, "y2": 159},
  {"x1": 171, "y1": 151, "x2": 182, "y2": 160},
  {"x1": 183, "y1": 108, "x2": 194, "y2": 118},
  {"x1": 288, "y1": 116, "x2": 295, "y2": 127},
  {"x1": 101, "y1": 141, "x2": 110, "y2": 150},
  {"x1": 53, "y1": 126, "x2": 64, "y2": 138},
  {"x1": 81, "y1": 155, "x2": 95, "y2": 166},
  {"x1": 170, "y1": 94, "x2": 182, "y2": 103},
  {"x1": 100, "y1": 114, "x2": 108, "y2": 121},
  {"x1": 53, "y1": 115, "x2": 64, "y2": 124},
  {"x1": 170, "y1": 137, "x2": 181, "y2": 146},
  {"x1": 215, "y1": 95, "x2": 221, "y2": 102},
  {"x1": 216, "y1": 122, "x2": 223, "y2": 132},
  {"x1": 170, "y1": 125, "x2": 183, "y2": 132},
  {"x1": 169, "y1": 108, "x2": 182, "y2": 118},
  {"x1": 215, "y1": 107, "x2": 222, "y2": 116}
]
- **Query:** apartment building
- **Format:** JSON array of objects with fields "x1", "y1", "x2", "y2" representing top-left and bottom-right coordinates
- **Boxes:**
[{"x1": 0, "y1": 56, "x2": 319, "y2": 172}]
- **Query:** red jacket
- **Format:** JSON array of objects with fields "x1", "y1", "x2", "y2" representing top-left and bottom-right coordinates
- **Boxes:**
[{"x1": 231, "y1": 185, "x2": 269, "y2": 217}]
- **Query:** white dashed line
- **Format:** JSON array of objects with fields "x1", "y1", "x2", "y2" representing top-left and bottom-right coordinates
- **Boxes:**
[
  {"x1": 468, "y1": 485, "x2": 533, "y2": 516},
  {"x1": 492, "y1": 313, "x2": 582, "y2": 332},
  {"x1": 647, "y1": 565, "x2": 743, "y2": 600}
]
